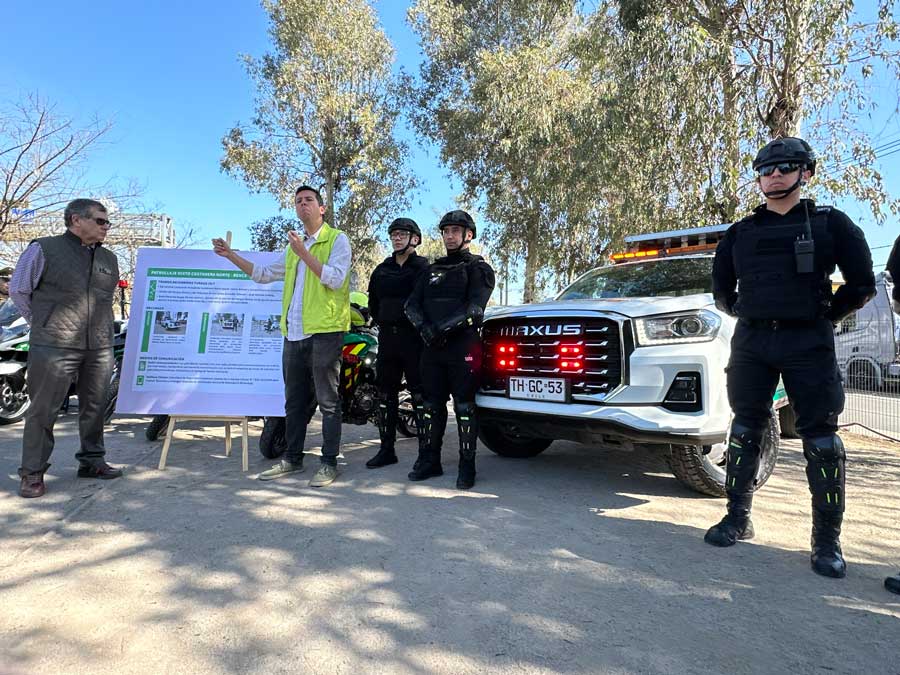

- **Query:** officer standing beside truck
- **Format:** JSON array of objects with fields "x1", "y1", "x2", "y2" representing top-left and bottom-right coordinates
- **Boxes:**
[
  {"x1": 365, "y1": 218, "x2": 429, "y2": 469},
  {"x1": 706, "y1": 137, "x2": 876, "y2": 579},
  {"x1": 404, "y1": 210, "x2": 495, "y2": 489}
]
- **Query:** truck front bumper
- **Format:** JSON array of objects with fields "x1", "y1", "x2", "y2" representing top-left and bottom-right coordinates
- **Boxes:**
[{"x1": 474, "y1": 396, "x2": 728, "y2": 447}]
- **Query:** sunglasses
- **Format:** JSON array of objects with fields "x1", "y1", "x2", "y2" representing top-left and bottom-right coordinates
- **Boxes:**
[{"x1": 757, "y1": 163, "x2": 801, "y2": 177}]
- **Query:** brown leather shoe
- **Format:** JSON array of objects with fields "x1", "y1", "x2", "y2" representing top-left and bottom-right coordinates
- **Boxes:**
[
  {"x1": 77, "y1": 463, "x2": 123, "y2": 479},
  {"x1": 20, "y1": 473, "x2": 45, "y2": 498}
]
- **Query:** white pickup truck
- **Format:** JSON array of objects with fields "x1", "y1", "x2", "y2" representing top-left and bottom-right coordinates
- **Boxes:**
[{"x1": 476, "y1": 224, "x2": 787, "y2": 496}]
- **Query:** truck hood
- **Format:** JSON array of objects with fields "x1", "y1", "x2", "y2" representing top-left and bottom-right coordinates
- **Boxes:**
[{"x1": 485, "y1": 294, "x2": 715, "y2": 321}]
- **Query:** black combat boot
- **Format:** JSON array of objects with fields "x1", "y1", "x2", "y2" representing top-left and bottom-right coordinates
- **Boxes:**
[
  {"x1": 408, "y1": 402, "x2": 445, "y2": 481},
  {"x1": 704, "y1": 491, "x2": 755, "y2": 546},
  {"x1": 704, "y1": 423, "x2": 764, "y2": 547},
  {"x1": 408, "y1": 449, "x2": 443, "y2": 481},
  {"x1": 804, "y1": 435, "x2": 846, "y2": 579},
  {"x1": 367, "y1": 399, "x2": 398, "y2": 468},
  {"x1": 455, "y1": 402, "x2": 477, "y2": 489},
  {"x1": 810, "y1": 509, "x2": 846, "y2": 578}
]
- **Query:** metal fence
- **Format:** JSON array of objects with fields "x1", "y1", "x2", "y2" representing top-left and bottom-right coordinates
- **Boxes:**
[{"x1": 833, "y1": 275, "x2": 900, "y2": 442}]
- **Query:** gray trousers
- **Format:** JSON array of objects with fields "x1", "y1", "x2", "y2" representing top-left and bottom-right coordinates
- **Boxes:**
[
  {"x1": 282, "y1": 333, "x2": 343, "y2": 466},
  {"x1": 19, "y1": 345, "x2": 114, "y2": 476}
]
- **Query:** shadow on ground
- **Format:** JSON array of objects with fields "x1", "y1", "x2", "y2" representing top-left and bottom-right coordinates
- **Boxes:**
[{"x1": 1, "y1": 413, "x2": 898, "y2": 674}]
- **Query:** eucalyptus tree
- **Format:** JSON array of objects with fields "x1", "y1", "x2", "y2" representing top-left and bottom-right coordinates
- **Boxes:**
[
  {"x1": 409, "y1": 0, "x2": 605, "y2": 302},
  {"x1": 616, "y1": 0, "x2": 900, "y2": 222},
  {"x1": 222, "y1": 0, "x2": 417, "y2": 272}
]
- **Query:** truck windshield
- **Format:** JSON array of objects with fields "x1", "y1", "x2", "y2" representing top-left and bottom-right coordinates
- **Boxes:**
[{"x1": 558, "y1": 257, "x2": 714, "y2": 300}]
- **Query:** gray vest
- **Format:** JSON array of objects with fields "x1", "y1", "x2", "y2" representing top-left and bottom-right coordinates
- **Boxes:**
[{"x1": 30, "y1": 230, "x2": 119, "y2": 350}]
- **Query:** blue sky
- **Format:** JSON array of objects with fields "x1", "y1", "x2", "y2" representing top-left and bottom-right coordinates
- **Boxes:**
[{"x1": 3, "y1": 1, "x2": 898, "y2": 289}]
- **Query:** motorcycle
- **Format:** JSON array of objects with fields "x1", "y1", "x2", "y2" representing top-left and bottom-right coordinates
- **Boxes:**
[
  {"x1": 0, "y1": 299, "x2": 30, "y2": 424},
  {"x1": 258, "y1": 297, "x2": 417, "y2": 458},
  {"x1": 0, "y1": 298, "x2": 127, "y2": 425}
]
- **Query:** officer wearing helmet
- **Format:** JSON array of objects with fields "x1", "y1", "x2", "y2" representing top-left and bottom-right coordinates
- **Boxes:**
[
  {"x1": 706, "y1": 137, "x2": 876, "y2": 579},
  {"x1": 365, "y1": 218, "x2": 430, "y2": 469},
  {"x1": 404, "y1": 210, "x2": 495, "y2": 489}
]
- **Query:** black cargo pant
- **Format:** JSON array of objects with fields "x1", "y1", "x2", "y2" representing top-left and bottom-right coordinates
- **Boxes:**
[
  {"x1": 727, "y1": 318, "x2": 844, "y2": 437},
  {"x1": 282, "y1": 333, "x2": 343, "y2": 467},
  {"x1": 377, "y1": 324, "x2": 424, "y2": 400},
  {"x1": 420, "y1": 329, "x2": 482, "y2": 454},
  {"x1": 20, "y1": 345, "x2": 114, "y2": 476}
]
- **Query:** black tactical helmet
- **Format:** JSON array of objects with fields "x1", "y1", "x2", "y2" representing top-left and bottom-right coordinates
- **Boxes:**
[
  {"x1": 752, "y1": 137, "x2": 817, "y2": 176},
  {"x1": 438, "y1": 209, "x2": 476, "y2": 239},
  {"x1": 387, "y1": 217, "x2": 421, "y2": 238},
  {"x1": 0, "y1": 267, "x2": 12, "y2": 279}
]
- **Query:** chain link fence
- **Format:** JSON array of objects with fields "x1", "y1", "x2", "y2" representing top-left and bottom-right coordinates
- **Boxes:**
[{"x1": 833, "y1": 273, "x2": 900, "y2": 442}]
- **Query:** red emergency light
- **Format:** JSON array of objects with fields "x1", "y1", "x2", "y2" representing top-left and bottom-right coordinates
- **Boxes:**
[
  {"x1": 558, "y1": 343, "x2": 584, "y2": 372},
  {"x1": 495, "y1": 343, "x2": 518, "y2": 370}
]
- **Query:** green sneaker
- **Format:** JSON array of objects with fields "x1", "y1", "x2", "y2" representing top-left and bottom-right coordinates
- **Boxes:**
[
  {"x1": 258, "y1": 459, "x2": 304, "y2": 481},
  {"x1": 309, "y1": 463, "x2": 339, "y2": 487}
]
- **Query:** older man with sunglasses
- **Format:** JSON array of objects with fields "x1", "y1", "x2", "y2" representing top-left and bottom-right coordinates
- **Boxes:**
[
  {"x1": 10, "y1": 198, "x2": 122, "y2": 498},
  {"x1": 705, "y1": 138, "x2": 876, "y2": 579}
]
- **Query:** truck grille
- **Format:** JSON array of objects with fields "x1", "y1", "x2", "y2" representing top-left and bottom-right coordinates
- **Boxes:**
[{"x1": 481, "y1": 317, "x2": 623, "y2": 400}]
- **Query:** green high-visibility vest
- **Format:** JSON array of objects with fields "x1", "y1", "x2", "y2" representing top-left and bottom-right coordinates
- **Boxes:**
[{"x1": 280, "y1": 222, "x2": 350, "y2": 336}]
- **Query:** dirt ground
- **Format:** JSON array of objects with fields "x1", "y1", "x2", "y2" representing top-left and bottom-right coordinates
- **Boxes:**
[{"x1": 1, "y1": 413, "x2": 898, "y2": 675}]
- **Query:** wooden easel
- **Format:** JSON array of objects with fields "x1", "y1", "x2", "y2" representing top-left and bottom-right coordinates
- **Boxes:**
[
  {"x1": 158, "y1": 415, "x2": 250, "y2": 472},
  {"x1": 155, "y1": 231, "x2": 251, "y2": 473}
]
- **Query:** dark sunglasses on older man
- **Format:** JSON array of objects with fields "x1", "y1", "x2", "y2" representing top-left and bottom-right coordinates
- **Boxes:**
[
  {"x1": 757, "y1": 162, "x2": 802, "y2": 177},
  {"x1": 80, "y1": 215, "x2": 111, "y2": 227}
]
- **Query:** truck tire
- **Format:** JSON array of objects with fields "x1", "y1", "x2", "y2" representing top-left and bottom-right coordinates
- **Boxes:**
[
  {"x1": 479, "y1": 421, "x2": 553, "y2": 458},
  {"x1": 847, "y1": 360, "x2": 879, "y2": 391},
  {"x1": 666, "y1": 412, "x2": 779, "y2": 497}
]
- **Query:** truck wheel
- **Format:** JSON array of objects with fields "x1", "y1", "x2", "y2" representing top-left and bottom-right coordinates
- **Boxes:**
[
  {"x1": 847, "y1": 360, "x2": 879, "y2": 391},
  {"x1": 666, "y1": 412, "x2": 779, "y2": 497},
  {"x1": 479, "y1": 421, "x2": 552, "y2": 458},
  {"x1": 778, "y1": 404, "x2": 800, "y2": 439}
]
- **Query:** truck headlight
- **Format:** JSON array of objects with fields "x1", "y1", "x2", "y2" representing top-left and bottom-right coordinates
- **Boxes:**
[{"x1": 634, "y1": 309, "x2": 721, "y2": 346}]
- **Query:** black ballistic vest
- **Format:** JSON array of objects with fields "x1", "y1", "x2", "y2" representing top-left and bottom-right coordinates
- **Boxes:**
[
  {"x1": 732, "y1": 208, "x2": 835, "y2": 321},
  {"x1": 371, "y1": 255, "x2": 427, "y2": 326},
  {"x1": 422, "y1": 254, "x2": 481, "y2": 325},
  {"x1": 30, "y1": 230, "x2": 119, "y2": 349}
]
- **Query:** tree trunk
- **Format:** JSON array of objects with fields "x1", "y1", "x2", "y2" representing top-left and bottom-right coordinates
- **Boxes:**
[{"x1": 521, "y1": 214, "x2": 541, "y2": 304}]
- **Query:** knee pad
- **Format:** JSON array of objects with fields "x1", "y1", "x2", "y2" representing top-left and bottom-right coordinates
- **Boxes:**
[
  {"x1": 453, "y1": 401, "x2": 477, "y2": 422},
  {"x1": 422, "y1": 401, "x2": 447, "y2": 437},
  {"x1": 725, "y1": 421, "x2": 766, "y2": 493},
  {"x1": 454, "y1": 402, "x2": 477, "y2": 458},
  {"x1": 803, "y1": 435, "x2": 846, "y2": 513}
]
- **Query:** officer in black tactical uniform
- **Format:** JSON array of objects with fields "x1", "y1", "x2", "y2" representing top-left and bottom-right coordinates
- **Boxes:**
[
  {"x1": 404, "y1": 210, "x2": 495, "y2": 489},
  {"x1": 883, "y1": 234, "x2": 900, "y2": 594},
  {"x1": 706, "y1": 137, "x2": 876, "y2": 579},
  {"x1": 365, "y1": 218, "x2": 430, "y2": 469}
]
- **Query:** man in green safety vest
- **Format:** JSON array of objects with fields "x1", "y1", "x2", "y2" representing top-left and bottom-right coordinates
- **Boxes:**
[{"x1": 213, "y1": 185, "x2": 351, "y2": 487}]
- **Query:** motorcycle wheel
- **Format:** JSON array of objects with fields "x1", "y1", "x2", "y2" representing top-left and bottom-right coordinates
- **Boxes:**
[
  {"x1": 259, "y1": 416, "x2": 287, "y2": 459},
  {"x1": 145, "y1": 414, "x2": 171, "y2": 441},
  {"x1": 0, "y1": 373, "x2": 29, "y2": 425},
  {"x1": 103, "y1": 358, "x2": 122, "y2": 424},
  {"x1": 396, "y1": 393, "x2": 417, "y2": 438}
]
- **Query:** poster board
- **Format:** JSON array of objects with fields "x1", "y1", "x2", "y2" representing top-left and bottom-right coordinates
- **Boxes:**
[{"x1": 116, "y1": 247, "x2": 286, "y2": 417}]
